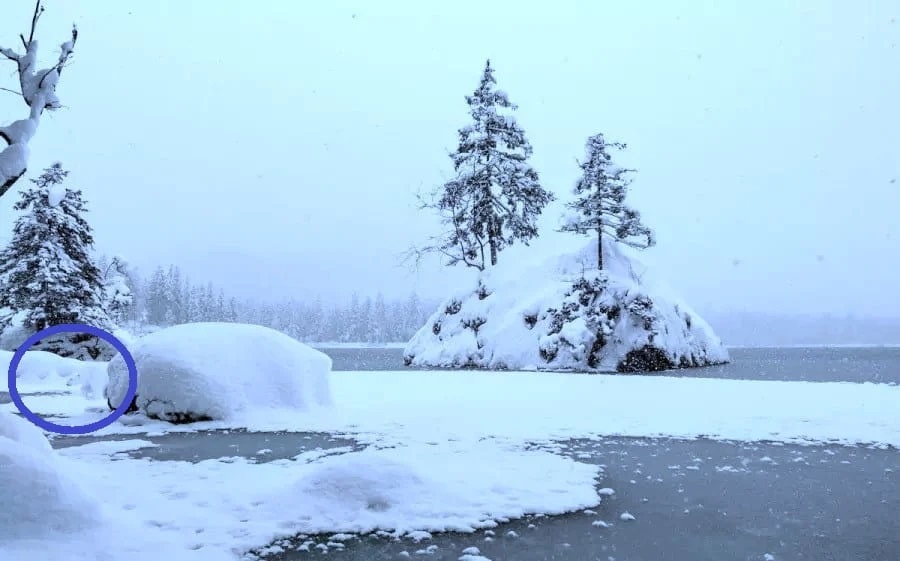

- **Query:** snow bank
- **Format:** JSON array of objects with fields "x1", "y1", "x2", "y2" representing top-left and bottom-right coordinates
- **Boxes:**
[
  {"x1": 405, "y1": 240, "x2": 728, "y2": 372},
  {"x1": 0, "y1": 412, "x2": 101, "y2": 540},
  {"x1": 263, "y1": 441, "x2": 602, "y2": 535},
  {"x1": 0, "y1": 348, "x2": 103, "y2": 393},
  {"x1": 105, "y1": 322, "x2": 332, "y2": 422}
]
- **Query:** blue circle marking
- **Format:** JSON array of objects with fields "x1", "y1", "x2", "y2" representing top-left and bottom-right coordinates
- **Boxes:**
[{"x1": 6, "y1": 323, "x2": 138, "y2": 435}]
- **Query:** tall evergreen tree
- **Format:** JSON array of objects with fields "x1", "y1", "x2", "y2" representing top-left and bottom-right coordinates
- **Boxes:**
[
  {"x1": 560, "y1": 133, "x2": 655, "y2": 270},
  {"x1": 215, "y1": 289, "x2": 227, "y2": 322},
  {"x1": 0, "y1": 163, "x2": 113, "y2": 359},
  {"x1": 417, "y1": 60, "x2": 554, "y2": 270},
  {"x1": 164, "y1": 265, "x2": 184, "y2": 324},
  {"x1": 372, "y1": 293, "x2": 388, "y2": 343},
  {"x1": 101, "y1": 255, "x2": 134, "y2": 325},
  {"x1": 145, "y1": 267, "x2": 168, "y2": 325}
]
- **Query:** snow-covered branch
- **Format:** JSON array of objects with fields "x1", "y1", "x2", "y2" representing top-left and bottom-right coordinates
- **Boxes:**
[{"x1": 0, "y1": 0, "x2": 78, "y2": 199}]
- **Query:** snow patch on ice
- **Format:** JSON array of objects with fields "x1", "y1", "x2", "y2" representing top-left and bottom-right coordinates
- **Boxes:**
[{"x1": 262, "y1": 442, "x2": 600, "y2": 536}]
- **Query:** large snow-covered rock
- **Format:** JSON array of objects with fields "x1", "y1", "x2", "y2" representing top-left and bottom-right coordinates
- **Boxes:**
[
  {"x1": 0, "y1": 412, "x2": 101, "y2": 540},
  {"x1": 404, "y1": 241, "x2": 729, "y2": 372},
  {"x1": 105, "y1": 323, "x2": 332, "y2": 423}
]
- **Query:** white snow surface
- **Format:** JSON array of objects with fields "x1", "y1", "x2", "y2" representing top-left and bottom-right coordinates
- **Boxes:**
[
  {"x1": 105, "y1": 322, "x2": 332, "y2": 421},
  {"x1": 0, "y1": 438, "x2": 600, "y2": 561},
  {"x1": 404, "y1": 239, "x2": 729, "y2": 371},
  {"x1": 263, "y1": 443, "x2": 600, "y2": 535},
  {"x1": 0, "y1": 365, "x2": 898, "y2": 560},
  {"x1": 0, "y1": 348, "x2": 104, "y2": 393},
  {"x1": 0, "y1": 412, "x2": 101, "y2": 540}
]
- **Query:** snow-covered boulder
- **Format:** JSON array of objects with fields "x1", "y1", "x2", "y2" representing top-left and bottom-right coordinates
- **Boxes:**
[
  {"x1": 0, "y1": 412, "x2": 101, "y2": 540},
  {"x1": 105, "y1": 323, "x2": 332, "y2": 423},
  {"x1": 404, "y1": 241, "x2": 729, "y2": 372}
]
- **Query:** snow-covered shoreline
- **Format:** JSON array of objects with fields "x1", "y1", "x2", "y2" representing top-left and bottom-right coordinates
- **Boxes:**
[{"x1": 7, "y1": 368, "x2": 899, "y2": 448}]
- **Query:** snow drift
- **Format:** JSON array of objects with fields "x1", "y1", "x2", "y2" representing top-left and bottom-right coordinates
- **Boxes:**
[
  {"x1": 0, "y1": 348, "x2": 103, "y2": 393},
  {"x1": 0, "y1": 412, "x2": 100, "y2": 540},
  {"x1": 105, "y1": 322, "x2": 332, "y2": 423},
  {"x1": 405, "y1": 240, "x2": 729, "y2": 372}
]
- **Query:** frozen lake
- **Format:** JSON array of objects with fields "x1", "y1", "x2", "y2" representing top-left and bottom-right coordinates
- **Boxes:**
[
  {"x1": 322, "y1": 345, "x2": 900, "y2": 384},
  {"x1": 16, "y1": 345, "x2": 895, "y2": 561}
]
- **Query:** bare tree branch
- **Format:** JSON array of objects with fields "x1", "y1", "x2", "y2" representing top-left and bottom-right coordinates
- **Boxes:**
[
  {"x1": 0, "y1": 0, "x2": 77, "y2": 197},
  {"x1": 28, "y1": 0, "x2": 44, "y2": 45}
]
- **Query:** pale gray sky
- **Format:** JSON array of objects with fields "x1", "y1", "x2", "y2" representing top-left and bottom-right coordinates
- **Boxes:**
[{"x1": 1, "y1": 0, "x2": 898, "y2": 317}]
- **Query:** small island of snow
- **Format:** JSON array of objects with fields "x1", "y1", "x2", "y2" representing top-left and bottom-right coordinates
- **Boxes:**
[{"x1": 404, "y1": 241, "x2": 729, "y2": 373}]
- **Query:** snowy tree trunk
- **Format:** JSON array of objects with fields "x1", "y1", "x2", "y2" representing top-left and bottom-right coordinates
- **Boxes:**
[
  {"x1": 597, "y1": 228, "x2": 603, "y2": 271},
  {"x1": 0, "y1": 1, "x2": 77, "y2": 198}
]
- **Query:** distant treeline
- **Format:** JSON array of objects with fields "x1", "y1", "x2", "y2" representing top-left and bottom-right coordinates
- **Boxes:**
[{"x1": 121, "y1": 265, "x2": 437, "y2": 343}]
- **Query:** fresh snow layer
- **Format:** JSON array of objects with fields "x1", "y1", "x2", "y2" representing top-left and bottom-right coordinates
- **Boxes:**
[
  {"x1": 9, "y1": 369, "x2": 898, "y2": 448},
  {"x1": 0, "y1": 412, "x2": 101, "y2": 541},
  {"x1": 0, "y1": 348, "x2": 105, "y2": 393},
  {"x1": 405, "y1": 239, "x2": 728, "y2": 372},
  {"x1": 264, "y1": 443, "x2": 600, "y2": 534},
  {"x1": 105, "y1": 323, "x2": 332, "y2": 421},
  {"x1": 1, "y1": 367, "x2": 898, "y2": 560},
  {"x1": 0, "y1": 440, "x2": 600, "y2": 561}
]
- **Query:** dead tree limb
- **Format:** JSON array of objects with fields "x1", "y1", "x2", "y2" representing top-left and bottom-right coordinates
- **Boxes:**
[{"x1": 0, "y1": 0, "x2": 78, "y2": 198}]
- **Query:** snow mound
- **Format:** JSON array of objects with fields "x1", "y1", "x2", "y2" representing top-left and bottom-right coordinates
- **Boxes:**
[
  {"x1": 405, "y1": 241, "x2": 728, "y2": 372},
  {"x1": 0, "y1": 412, "x2": 101, "y2": 540},
  {"x1": 0, "y1": 410, "x2": 52, "y2": 454},
  {"x1": 264, "y1": 442, "x2": 601, "y2": 535},
  {"x1": 105, "y1": 322, "x2": 332, "y2": 423},
  {"x1": 0, "y1": 348, "x2": 101, "y2": 393}
]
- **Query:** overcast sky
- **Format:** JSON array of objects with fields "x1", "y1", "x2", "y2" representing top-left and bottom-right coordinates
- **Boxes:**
[{"x1": 0, "y1": 1, "x2": 898, "y2": 317}]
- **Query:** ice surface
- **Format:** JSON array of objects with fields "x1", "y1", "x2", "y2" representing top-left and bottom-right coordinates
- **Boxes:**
[
  {"x1": 105, "y1": 322, "x2": 332, "y2": 422},
  {"x1": 405, "y1": 238, "x2": 729, "y2": 371}
]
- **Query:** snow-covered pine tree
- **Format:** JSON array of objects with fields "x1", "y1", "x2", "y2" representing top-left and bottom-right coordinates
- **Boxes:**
[
  {"x1": 415, "y1": 60, "x2": 554, "y2": 270},
  {"x1": 164, "y1": 266, "x2": 184, "y2": 325},
  {"x1": 186, "y1": 283, "x2": 202, "y2": 323},
  {"x1": 560, "y1": 133, "x2": 655, "y2": 270},
  {"x1": 101, "y1": 255, "x2": 134, "y2": 325},
  {"x1": 0, "y1": 1, "x2": 78, "y2": 198},
  {"x1": 0, "y1": 163, "x2": 114, "y2": 359},
  {"x1": 372, "y1": 293, "x2": 388, "y2": 343},
  {"x1": 214, "y1": 289, "x2": 226, "y2": 322},
  {"x1": 145, "y1": 267, "x2": 168, "y2": 325},
  {"x1": 226, "y1": 297, "x2": 239, "y2": 322}
]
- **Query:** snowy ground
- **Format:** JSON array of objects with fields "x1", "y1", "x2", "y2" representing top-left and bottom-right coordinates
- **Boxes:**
[{"x1": 2, "y1": 366, "x2": 898, "y2": 560}]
